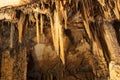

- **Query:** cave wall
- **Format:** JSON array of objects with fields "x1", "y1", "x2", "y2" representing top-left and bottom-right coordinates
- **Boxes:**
[{"x1": 0, "y1": 0, "x2": 120, "y2": 80}]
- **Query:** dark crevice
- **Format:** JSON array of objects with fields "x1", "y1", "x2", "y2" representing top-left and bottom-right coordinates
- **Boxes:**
[{"x1": 112, "y1": 20, "x2": 120, "y2": 46}]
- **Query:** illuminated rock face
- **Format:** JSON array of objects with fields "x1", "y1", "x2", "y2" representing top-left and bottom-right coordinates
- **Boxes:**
[
  {"x1": 0, "y1": 0, "x2": 20, "y2": 8},
  {"x1": 33, "y1": 44, "x2": 59, "y2": 71},
  {"x1": 0, "y1": 0, "x2": 33, "y2": 8},
  {"x1": 109, "y1": 61, "x2": 120, "y2": 80}
]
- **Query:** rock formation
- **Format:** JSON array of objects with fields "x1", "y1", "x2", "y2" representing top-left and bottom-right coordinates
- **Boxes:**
[{"x1": 0, "y1": 0, "x2": 120, "y2": 80}]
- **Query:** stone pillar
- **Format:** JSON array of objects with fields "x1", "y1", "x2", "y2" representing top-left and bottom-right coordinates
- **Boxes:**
[
  {"x1": 13, "y1": 48, "x2": 27, "y2": 80},
  {"x1": 1, "y1": 50, "x2": 14, "y2": 80}
]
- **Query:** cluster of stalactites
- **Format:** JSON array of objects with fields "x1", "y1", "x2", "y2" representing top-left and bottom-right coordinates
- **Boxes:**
[{"x1": 1, "y1": 0, "x2": 120, "y2": 65}]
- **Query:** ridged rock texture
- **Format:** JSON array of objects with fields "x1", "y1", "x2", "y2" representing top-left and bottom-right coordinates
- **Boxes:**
[{"x1": 0, "y1": 0, "x2": 120, "y2": 80}]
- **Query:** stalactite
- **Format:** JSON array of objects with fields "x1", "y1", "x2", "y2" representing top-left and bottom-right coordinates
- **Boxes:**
[
  {"x1": 35, "y1": 12, "x2": 40, "y2": 44},
  {"x1": 1, "y1": 0, "x2": 120, "y2": 80},
  {"x1": 54, "y1": 11, "x2": 59, "y2": 56},
  {"x1": 113, "y1": 0, "x2": 120, "y2": 20},
  {"x1": 92, "y1": 32, "x2": 109, "y2": 79},
  {"x1": 49, "y1": 14, "x2": 56, "y2": 54},
  {"x1": 40, "y1": 14, "x2": 43, "y2": 34},
  {"x1": 75, "y1": 0, "x2": 79, "y2": 10},
  {"x1": 61, "y1": 1, "x2": 67, "y2": 29},
  {"x1": 101, "y1": 6, "x2": 111, "y2": 20},
  {"x1": 82, "y1": 0, "x2": 92, "y2": 40},
  {"x1": 55, "y1": 0, "x2": 65, "y2": 65},
  {"x1": 98, "y1": 0, "x2": 120, "y2": 20},
  {"x1": 97, "y1": 0, "x2": 105, "y2": 6},
  {"x1": 18, "y1": 12, "x2": 25, "y2": 43},
  {"x1": 103, "y1": 22, "x2": 120, "y2": 62},
  {"x1": 59, "y1": 21, "x2": 65, "y2": 65},
  {"x1": 117, "y1": 0, "x2": 120, "y2": 11},
  {"x1": 10, "y1": 23, "x2": 14, "y2": 48},
  {"x1": 40, "y1": 14, "x2": 43, "y2": 43},
  {"x1": 69, "y1": 0, "x2": 71, "y2": 4},
  {"x1": 64, "y1": 9, "x2": 67, "y2": 29}
]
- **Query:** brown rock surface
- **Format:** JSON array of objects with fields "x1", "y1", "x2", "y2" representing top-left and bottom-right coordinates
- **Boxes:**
[{"x1": 0, "y1": 0, "x2": 120, "y2": 80}]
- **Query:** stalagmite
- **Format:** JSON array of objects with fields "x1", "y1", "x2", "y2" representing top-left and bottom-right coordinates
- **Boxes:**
[
  {"x1": 1, "y1": 51, "x2": 14, "y2": 80},
  {"x1": 12, "y1": 48, "x2": 27, "y2": 80}
]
